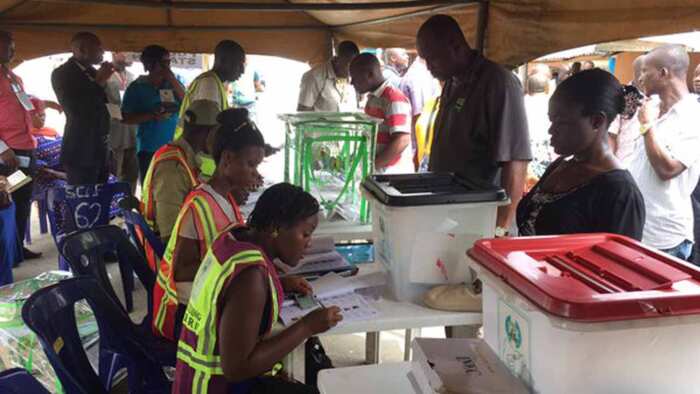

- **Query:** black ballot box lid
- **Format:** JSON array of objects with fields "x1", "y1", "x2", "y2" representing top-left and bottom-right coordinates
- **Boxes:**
[{"x1": 361, "y1": 172, "x2": 508, "y2": 207}]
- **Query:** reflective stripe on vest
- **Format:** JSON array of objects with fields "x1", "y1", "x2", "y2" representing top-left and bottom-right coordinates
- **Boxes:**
[
  {"x1": 152, "y1": 186, "x2": 243, "y2": 340},
  {"x1": 177, "y1": 247, "x2": 280, "y2": 394},
  {"x1": 174, "y1": 71, "x2": 229, "y2": 141},
  {"x1": 140, "y1": 144, "x2": 199, "y2": 229}
]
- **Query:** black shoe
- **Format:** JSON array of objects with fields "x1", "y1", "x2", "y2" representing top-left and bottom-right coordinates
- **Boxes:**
[{"x1": 22, "y1": 247, "x2": 42, "y2": 260}]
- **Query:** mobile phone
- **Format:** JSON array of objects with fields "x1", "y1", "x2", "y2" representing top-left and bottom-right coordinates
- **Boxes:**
[{"x1": 294, "y1": 294, "x2": 318, "y2": 310}]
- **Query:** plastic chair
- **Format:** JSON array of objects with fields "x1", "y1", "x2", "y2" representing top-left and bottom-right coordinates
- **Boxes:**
[
  {"x1": 119, "y1": 196, "x2": 166, "y2": 269},
  {"x1": 0, "y1": 368, "x2": 51, "y2": 394},
  {"x1": 46, "y1": 182, "x2": 135, "y2": 309},
  {"x1": 21, "y1": 277, "x2": 171, "y2": 394},
  {"x1": 60, "y1": 226, "x2": 176, "y2": 366},
  {"x1": 46, "y1": 181, "x2": 131, "y2": 270},
  {"x1": 60, "y1": 225, "x2": 155, "y2": 327}
]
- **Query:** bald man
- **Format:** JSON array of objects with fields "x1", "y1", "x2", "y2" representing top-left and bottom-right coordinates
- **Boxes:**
[
  {"x1": 52, "y1": 32, "x2": 114, "y2": 184},
  {"x1": 629, "y1": 45, "x2": 700, "y2": 262},
  {"x1": 417, "y1": 14, "x2": 531, "y2": 237},
  {"x1": 350, "y1": 53, "x2": 413, "y2": 173},
  {"x1": 382, "y1": 47, "x2": 409, "y2": 87}
]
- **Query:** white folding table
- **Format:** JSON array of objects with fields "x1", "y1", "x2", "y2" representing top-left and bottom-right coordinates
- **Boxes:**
[
  {"x1": 278, "y1": 263, "x2": 482, "y2": 379},
  {"x1": 317, "y1": 362, "x2": 417, "y2": 394}
]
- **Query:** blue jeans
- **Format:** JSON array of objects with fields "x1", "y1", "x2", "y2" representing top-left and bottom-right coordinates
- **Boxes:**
[{"x1": 662, "y1": 240, "x2": 694, "y2": 262}]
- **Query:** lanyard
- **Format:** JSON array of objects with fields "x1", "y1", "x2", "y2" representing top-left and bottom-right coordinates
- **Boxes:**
[{"x1": 2, "y1": 66, "x2": 22, "y2": 91}]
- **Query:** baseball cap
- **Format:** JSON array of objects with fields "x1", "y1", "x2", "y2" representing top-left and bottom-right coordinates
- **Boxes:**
[{"x1": 184, "y1": 99, "x2": 219, "y2": 127}]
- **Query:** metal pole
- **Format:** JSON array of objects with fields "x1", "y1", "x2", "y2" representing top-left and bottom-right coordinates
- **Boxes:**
[
  {"x1": 0, "y1": 22, "x2": 326, "y2": 32},
  {"x1": 475, "y1": 0, "x2": 489, "y2": 55},
  {"x1": 37, "y1": 0, "x2": 472, "y2": 12}
]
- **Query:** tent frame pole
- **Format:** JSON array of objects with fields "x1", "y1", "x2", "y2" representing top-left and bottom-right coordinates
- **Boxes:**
[
  {"x1": 35, "y1": 0, "x2": 473, "y2": 12},
  {"x1": 475, "y1": 0, "x2": 489, "y2": 54}
]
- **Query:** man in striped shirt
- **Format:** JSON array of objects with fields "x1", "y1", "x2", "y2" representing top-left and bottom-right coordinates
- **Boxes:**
[{"x1": 350, "y1": 53, "x2": 414, "y2": 173}]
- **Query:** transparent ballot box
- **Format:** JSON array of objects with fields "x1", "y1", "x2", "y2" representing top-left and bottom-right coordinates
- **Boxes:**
[{"x1": 279, "y1": 112, "x2": 379, "y2": 225}]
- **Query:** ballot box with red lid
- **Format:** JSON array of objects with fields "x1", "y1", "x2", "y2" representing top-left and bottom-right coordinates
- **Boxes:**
[{"x1": 466, "y1": 233, "x2": 700, "y2": 394}]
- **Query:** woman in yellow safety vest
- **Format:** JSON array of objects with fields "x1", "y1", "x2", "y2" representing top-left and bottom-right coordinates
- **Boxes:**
[
  {"x1": 153, "y1": 108, "x2": 265, "y2": 341},
  {"x1": 173, "y1": 183, "x2": 342, "y2": 394}
]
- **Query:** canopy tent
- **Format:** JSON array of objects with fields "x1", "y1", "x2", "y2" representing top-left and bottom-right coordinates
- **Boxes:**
[{"x1": 2, "y1": 0, "x2": 700, "y2": 67}]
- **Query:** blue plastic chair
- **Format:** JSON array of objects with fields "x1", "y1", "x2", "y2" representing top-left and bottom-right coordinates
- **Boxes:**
[
  {"x1": 46, "y1": 182, "x2": 131, "y2": 270},
  {"x1": 61, "y1": 225, "x2": 155, "y2": 328},
  {"x1": 60, "y1": 226, "x2": 176, "y2": 366},
  {"x1": 46, "y1": 182, "x2": 135, "y2": 310},
  {"x1": 0, "y1": 367, "x2": 51, "y2": 394},
  {"x1": 21, "y1": 277, "x2": 171, "y2": 394},
  {"x1": 119, "y1": 196, "x2": 166, "y2": 263}
]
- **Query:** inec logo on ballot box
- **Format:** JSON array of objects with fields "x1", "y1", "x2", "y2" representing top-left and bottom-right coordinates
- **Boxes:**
[{"x1": 498, "y1": 299, "x2": 532, "y2": 387}]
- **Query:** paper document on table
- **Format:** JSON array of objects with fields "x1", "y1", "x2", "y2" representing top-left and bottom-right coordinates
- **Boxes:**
[
  {"x1": 279, "y1": 292, "x2": 378, "y2": 326},
  {"x1": 280, "y1": 272, "x2": 385, "y2": 326}
]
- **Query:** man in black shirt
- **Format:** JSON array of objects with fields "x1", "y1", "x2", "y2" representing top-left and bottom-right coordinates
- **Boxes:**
[
  {"x1": 416, "y1": 15, "x2": 531, "y2": 237},
  {"x1": 52, "y1": 32, "x2": 115, "y2": 185}
]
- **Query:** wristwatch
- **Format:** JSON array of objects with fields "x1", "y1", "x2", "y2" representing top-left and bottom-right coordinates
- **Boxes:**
[
  {"x1": 495, "y1": 226, "x2": 509, "y2": 237},
  {"x1": 640, "y1": 123, "x2": 653, "y2": 136}
]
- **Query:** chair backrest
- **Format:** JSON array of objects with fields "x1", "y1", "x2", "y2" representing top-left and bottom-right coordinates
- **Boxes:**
[
  {"x1": 0, "y1": 368, "x2": 51, "y2": 394},
  {"x1": 61, "y1": 226, "x2": 155, "y2": 322},
  {"x1": 47, "y1": 182, "x2": 131, "y2": 247},
  {"x1": 121, "y1": 207, "x2": 166, "y2": 261},
  {"x1": 21, "y1": 277, "x2": 167, "y2": 394}
]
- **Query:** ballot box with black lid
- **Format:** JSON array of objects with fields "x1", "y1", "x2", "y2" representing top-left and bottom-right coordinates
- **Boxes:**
[
  {"x1": 467, "y1": 233, "x2": 700, "y2": 394},
  {"x1": 361, "y1": 173, "x2": 508, "y2": 302}
]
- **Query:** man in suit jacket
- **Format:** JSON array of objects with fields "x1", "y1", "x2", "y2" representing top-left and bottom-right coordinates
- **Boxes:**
[{"x1": 52, "y1": 32, "x2": 115, "y2": 185}]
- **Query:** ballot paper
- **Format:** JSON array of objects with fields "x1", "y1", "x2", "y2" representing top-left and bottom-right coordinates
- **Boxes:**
[
  {"x1": 277, "y1": 237, "x2": 354, "y2": 276},
  {"x1": 279, "y1": 272, "x2": 385, "y2": 326},
  {"x1": 411, "y1": 338, "x2": 529, "y2": 394}
]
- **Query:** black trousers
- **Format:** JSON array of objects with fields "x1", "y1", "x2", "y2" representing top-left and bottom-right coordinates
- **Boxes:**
[
  {"x1": 65, "y1": 160, "x2": 109, "y2": 185},
  {"x1": 0, "y1": 149, "x2": 35, "y2": 254},
  {"x1": 138, "y1": 151, "x2": 155, "y2": 186}
]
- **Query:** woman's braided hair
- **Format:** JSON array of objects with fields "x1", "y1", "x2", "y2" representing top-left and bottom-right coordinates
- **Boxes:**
[{"x1": 248, "y1": 183, "x2": 320, "y2": 230}]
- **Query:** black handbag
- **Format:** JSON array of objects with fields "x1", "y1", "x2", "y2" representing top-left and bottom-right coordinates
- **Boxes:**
[{"x1": 304, "y1": 336, "x2": 333, "y2": 388}]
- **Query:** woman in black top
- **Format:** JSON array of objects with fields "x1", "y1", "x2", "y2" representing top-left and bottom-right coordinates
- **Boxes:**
[{"x1": 517, "y1": 69, "x2": 646, "y2": 239}]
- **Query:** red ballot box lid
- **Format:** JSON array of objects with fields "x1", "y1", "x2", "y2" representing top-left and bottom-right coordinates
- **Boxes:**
[{"x1": 468, "y1": 234, "x2": 700, "y2": 322}]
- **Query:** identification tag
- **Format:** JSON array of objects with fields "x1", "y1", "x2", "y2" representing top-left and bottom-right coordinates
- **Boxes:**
[
  {"x1": 159, "y1": 89, "x2": 175, "y2": 103},
  {"x1": 11, "y1": 83, "x2": 34, "y2": 111}
]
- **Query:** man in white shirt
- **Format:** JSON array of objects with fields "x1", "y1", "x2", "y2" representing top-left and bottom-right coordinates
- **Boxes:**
[
  {"x1": 382, "y1": 48, "x2": 409, "y2": 87},
  {"x1": 297, "y1": 41, "x2": 359, "y2": 112},
  {"x1": 630, "y1": 44, "x2": 700, "y2": 261}
]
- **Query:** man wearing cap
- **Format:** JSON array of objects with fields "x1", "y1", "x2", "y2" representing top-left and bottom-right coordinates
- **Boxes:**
[{"x1": 141, "y1": 99, "x2": 219, "y2": 251}]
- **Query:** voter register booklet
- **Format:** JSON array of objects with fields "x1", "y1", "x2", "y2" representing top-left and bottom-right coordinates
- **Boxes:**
[{"x1": 279, "y1": 272, "x2": 385, "y2": 326}]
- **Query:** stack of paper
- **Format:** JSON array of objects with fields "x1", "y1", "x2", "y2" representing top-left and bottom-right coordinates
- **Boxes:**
[
  {"x1": 411, "y1": 338, "x2": 529, "y2": 394},
  {"x1": 278, "y1": 237, "x2": 353, "y2": 276}
]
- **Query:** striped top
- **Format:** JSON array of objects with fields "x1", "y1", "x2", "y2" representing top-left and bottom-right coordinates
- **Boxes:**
[{"x1": 364, "y1": 79, "x2": 414, "y2": 173}]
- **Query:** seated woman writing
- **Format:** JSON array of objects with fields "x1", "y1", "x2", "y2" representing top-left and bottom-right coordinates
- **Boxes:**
[
  {"x1": 173, "y1": 183, "x2": 341, "y2": 394},
  {"x1": 517, "y1": 69, "x2": 646, "y2": 239},
  {"x1": 153, "y1": 108, "x2": 267, "y2": 341}
]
